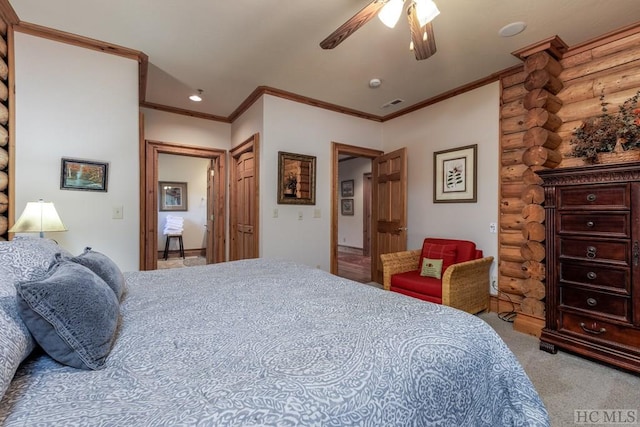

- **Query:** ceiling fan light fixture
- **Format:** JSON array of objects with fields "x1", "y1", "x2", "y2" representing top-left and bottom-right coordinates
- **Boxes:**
[
  {"x1": 378, "y1": 0, "x2": 404, "y2": 28},
  {"x1": 189, "y1": 89, "x2": 203, "y2": 102},
  {"x1": 414, "y1": 0, "x2": 440, "y2": 27}
]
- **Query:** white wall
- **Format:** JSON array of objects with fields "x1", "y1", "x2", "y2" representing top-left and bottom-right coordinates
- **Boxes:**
[
  {"x1": 382, "y1": 82, "x2": 500, "y2": 288},
  {"x1": 142, "y1": 108, "x2": 230, "y2": 148},
  {"x1": 157, "y1": 154, "x2": 210, "y2": 251},
  {"x1": 338, "y1": 157, "x2": 371, "y2": 248},
  {"x1": 260, "y1": 95, "x2": 383, "y2": 269},
  {"x1": 14, "y1": 33, "x2": 140, "y2": 271}
]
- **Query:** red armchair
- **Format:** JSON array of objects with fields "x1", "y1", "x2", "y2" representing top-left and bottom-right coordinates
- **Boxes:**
[{"x1": 380, "y1": 238, "x2": 494, "y2": 314}]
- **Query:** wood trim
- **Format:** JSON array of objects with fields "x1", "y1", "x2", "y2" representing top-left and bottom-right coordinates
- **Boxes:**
[
  {"x1": 562, "y1": 21, "x2": 640, "y2": 58},
  {"x1": 229, "y1": 86, "x2": 385, "y2": 123},
  {"x1": 511, "y1": 35, "x2": 569, "y2": 60},
  {"x1": 140, "y1": 101, "x2": 230, "y2": 123},
  {"x1": 0, "y1": 0, "x2": 18, "y2": 25},
  {"x1": 138, "y1": 111, "x2": 145, "y2": 270},
  {"x1": 141, "y1": 140, "x2": 227, "y2": 270},
  {"x1": 138, "y1": 52, "x2": 149, "y2": 103},
  {"x1": 14, "y1": 22, "x2": 145, "y2": 62}
]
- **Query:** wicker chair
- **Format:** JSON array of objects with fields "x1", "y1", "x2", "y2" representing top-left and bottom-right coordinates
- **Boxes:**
[{"x1": 380, "y1": 238, "x2": 494, "y2": 314}]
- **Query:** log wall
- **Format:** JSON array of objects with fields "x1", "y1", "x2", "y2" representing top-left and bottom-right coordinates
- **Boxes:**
[
  {"x1": 0, "y1": 18, "x2": 8, "y2": 240},
  {"x1": 498, "y1": 24, "x2": 640, "y2": 333}
]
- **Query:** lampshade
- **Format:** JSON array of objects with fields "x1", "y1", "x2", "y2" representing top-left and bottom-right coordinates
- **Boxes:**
[
  {"x1": 414, "y1": 0, "x2": 440, "y2": 27},
  {"x1": 9, "y1": 199, "x2": 67, "y2": 238},
  {"x1": 378, "y1": 0, "x2": 404, "y2": 28}
]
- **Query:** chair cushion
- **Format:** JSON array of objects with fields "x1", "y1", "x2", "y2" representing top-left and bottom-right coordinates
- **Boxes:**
[
  {"x1": 423, "y1": 238, "x2": 478, "y2": 263},
  {"x1": 390, "y1": 284, "x2": 443, "y2": 304},
  {"x1": 419, "y1": 241, "x2": 457, "y2": 272},
  {"x1": 390, "y1": 270, "x2": 443, "y2": 299}
]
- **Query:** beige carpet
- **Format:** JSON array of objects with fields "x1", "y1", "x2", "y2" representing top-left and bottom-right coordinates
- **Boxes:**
[{"x1": 479, "y1": 312, "x2": 640, "y2": 427}]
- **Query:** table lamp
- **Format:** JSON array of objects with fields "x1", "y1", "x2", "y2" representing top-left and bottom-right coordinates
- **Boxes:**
[{"x1": 9, "y1": 199, "x2": 67, "y2": 238}]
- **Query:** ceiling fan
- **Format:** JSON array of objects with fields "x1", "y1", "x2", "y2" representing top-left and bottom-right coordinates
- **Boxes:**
[{"x1": 320, "y1": 0, "x2": 440, "y2": 60}]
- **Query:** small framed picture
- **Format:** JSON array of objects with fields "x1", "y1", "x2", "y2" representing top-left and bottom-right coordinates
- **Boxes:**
[
  {"x1": 60, "y1": 158, "x2": 109, "y2": 192},
  {"x1": 159, "y1": 181, "x2": 188, "y2": 211},
  {"x1": 341, "y1": 179, "x2": 354, "y2": 197},
  {"x1": 341, "y1": 198, "x2": 354, "y2": 215},
  {"x1": 433, "y1": 144, "x2": 477, "y2": 203}
]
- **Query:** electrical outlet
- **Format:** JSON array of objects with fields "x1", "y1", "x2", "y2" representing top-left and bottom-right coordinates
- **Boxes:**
[
  {"x1": 273, "y1": 208, "x2": 278, "y2": 218},
  {"x1": 298, "y1": 211, "x2": 303, "y2": 220},
  {"x1": 112, "y1": 206, "x2": 123, "y2": 219},
  {"x1": 489, "y1": 222, "x2": 497, "y2": 233},
  {"x1": 490, "y1": 276, "x2": 498, "y2": 292}
]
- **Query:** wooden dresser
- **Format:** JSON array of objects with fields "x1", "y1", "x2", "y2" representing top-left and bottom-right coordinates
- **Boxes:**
[{"x1": 538, "y1": 162, "x2": 640, "y2": 374}]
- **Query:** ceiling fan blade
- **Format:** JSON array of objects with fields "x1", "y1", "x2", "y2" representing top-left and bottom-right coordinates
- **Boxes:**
[
  {"x1": 407, "y1": 3, "x2": 437, "y2": 60},
  {"x1": 320, "y1": 0, "x2": 389, "y2": 50}
]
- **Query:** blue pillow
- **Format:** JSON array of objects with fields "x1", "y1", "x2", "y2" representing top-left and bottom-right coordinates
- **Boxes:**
[
  {"x1": 16, "y1": 261, "x2": 119, "y2": 370},
  {"x1": 70, "y1": 247, "x2": 125, "y2": 300}
]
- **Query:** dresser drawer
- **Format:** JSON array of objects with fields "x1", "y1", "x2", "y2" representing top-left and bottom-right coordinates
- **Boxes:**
[
  {"x1": 559, "y1": 262, "x2": 630, "y2": 293},
  {"x1": 558, "y1": 212, "x2": 629, "y2": 237},
  {"x1": 560, "y1": 287, "x2": 630, "y2": 321},
  {"x1": 559, "y1": 238, "x2": 629, "y2": 265},
  {"x1": 557, "y1": 184, "x2": 629, "y2": 210},
  {"x1": 559, "y1": 312, "x2": 640, "y2": 349}
]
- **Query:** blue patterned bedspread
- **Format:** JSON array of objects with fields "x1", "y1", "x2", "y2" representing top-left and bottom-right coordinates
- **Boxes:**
[{"x1": 0, "y1": 259, "x2": 549, "y2": 426}]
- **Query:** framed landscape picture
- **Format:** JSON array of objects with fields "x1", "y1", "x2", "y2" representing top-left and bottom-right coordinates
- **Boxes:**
[{"x1": 60, "y1": 158, "x2": 109, "y2": 192}]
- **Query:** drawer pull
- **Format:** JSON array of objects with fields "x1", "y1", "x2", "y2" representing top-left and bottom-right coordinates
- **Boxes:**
[
  {"x1": 587, "y1": 271, "x2": 597, "y2": 280},
  {"x1": 586, "y1": 194, "x2": 597, "y2": 202},
  {"x1": 580, "y1": 322, "x2": 606, "y2": 335},
  {"x1": 586, "y1": 221, "x2": 594, "y2": 228},
  {"x1": 586, "y1": 246, "x2": 597, "y2": 258},
  {"x1": 586, "y1": 298, "x2": 597, "y2": 307}
]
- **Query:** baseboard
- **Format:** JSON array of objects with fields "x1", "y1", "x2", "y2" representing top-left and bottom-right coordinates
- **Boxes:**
[
  {"x1": 513, "y1": 312, "x2": 545, "y2": 338},
  {"x1": 157, "y1": 248, "x2": 205, "y2": 259},
  {"x1": 337, "y1": 245, "x2": 364, "y2": 255},
  {"x1": 489, "y1": 295, "x2": 544, "y2": 338}
]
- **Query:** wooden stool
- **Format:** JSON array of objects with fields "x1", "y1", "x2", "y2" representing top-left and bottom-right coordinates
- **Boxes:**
[{"x1": 163, "y1": 234, "x2": 184, "y2": 260}]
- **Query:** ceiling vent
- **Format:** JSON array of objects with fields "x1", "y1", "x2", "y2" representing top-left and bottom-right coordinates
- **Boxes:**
[{"x1": 381, "y1": 98, "x2": 405, "y2": 109}]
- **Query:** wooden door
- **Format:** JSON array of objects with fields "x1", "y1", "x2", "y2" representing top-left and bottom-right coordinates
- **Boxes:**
[
  {"x1": 234, "y1": 151, "x2": 256, "y2": 259},
  {"x1": 363, "y1": 172, "x2": 372, "y2": 257},
  {"x1": 371, "y1": 148, "x2": 408, "y2": 283},
  {"x1": 205, "y1": 160, "x2": 215, "y2": 263},
  {"x1": 229, "y1": 134, "x2": 260, "y2": 261}
]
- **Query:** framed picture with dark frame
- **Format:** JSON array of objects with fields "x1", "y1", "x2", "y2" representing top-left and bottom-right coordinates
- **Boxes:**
[
  {"x1": 433, "y1": 144, "x2": 477, "y2": 203},
  {"x1": 60, "y1": 158, "x2": 109, "y2": 192},
  {"x1": 341, "y1": 179, "x2": 354, "y2": 197},
  {"x1": 159, "y1": 181, "x2": 188, "y2": 211},
  {"x1": 341, "y1": 198, "x2": 354, "y2": 215},
  {"x1": 277, "y1": 151, "x2": 316, "y2": 205}
]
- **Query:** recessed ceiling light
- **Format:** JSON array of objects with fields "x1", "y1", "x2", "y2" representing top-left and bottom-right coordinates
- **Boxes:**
[
  {"x1": 499, "y1": 21, "x2": 527, "y2": 37},
  {"x1": 189, "y1": 89, "x2": 203, "y2": 102}
]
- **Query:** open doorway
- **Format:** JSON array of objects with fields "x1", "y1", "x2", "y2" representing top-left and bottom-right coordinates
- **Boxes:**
[
  {"x1": 155, "y1": 154, "x2": 211, "y2": 269},
  {"x1": 140, "y1": 140, "x2": 226, "y2": 271},
  {"x1": 337, "y1": 157, "x2": 372, "y2": 283}
]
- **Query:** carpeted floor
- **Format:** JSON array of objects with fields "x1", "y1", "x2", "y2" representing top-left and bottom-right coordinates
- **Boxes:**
[{"x1": 479, "y1": 312, "x2": 640, "y2": 427}]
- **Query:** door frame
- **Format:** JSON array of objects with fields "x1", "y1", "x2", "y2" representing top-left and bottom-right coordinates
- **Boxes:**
[
  {"x1": 140, "y1": 139, "x2": 226, "y2": 270},
  {"x1": 229, "y1": 133, "x2": 260, "y2": 260},
  {"x1": 331, "y1": 142, "x2": 383, "y2": 275}
]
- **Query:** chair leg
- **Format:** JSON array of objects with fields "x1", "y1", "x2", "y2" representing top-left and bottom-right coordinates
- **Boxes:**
[
  {"x1": 163, "y1": 235, "x2": 170, "y2": 260},
  {"x1": 178, "y1": 236, "x2": 184, "y2": 259}
]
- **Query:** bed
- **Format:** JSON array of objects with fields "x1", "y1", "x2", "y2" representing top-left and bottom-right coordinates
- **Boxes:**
[{"x1": 0, "y1": 237, "x2": 549, "y2": 426}]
